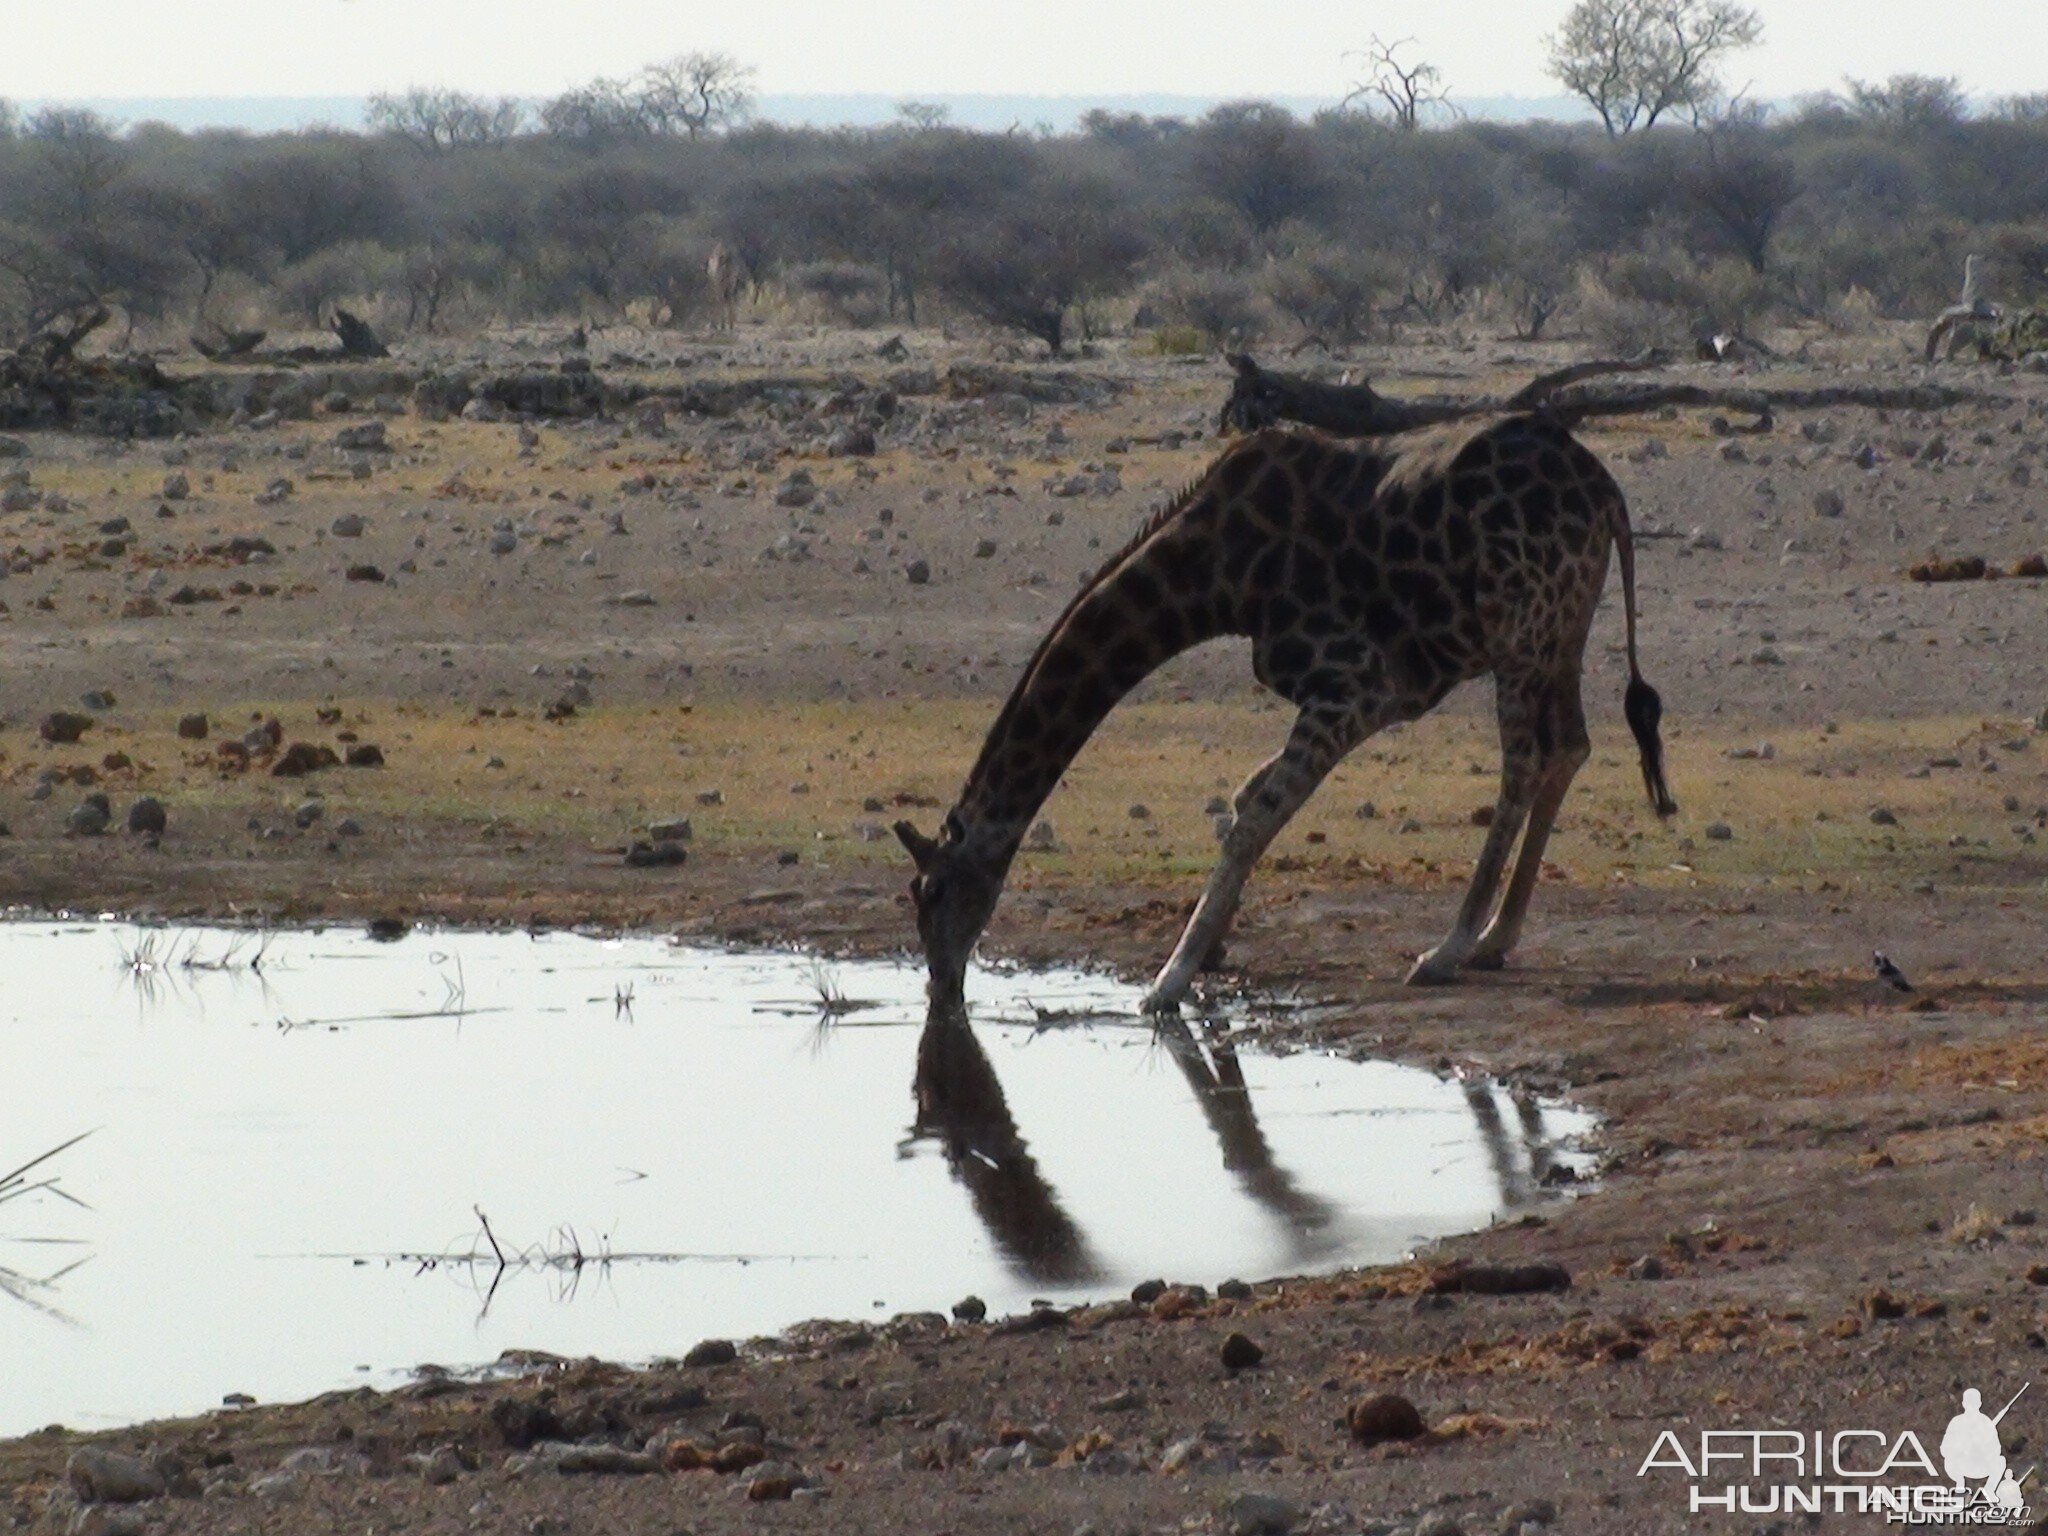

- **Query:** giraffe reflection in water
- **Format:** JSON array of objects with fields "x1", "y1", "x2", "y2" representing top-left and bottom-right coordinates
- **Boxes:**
[
  {"x1": 1148, "y1": 1017, "x2": 1345, "y2": 1268},
  {"x1": 906, "y1": 1006, "x2": 1104, "y2": 1285}
]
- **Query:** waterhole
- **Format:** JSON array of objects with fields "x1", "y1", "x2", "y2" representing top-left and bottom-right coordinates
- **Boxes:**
[{"x1": 0, "y1": 922, "x2": 1593, "y2": 1435}]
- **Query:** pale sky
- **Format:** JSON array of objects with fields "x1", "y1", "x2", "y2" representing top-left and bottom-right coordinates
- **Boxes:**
[{"x1": 6, "y1": 0, "x2": 2047, "y2": 104}]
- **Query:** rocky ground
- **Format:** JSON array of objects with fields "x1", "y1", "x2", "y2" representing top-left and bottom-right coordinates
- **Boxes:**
[{"x1": 3, "y1": 322, "x2": 2048, "y2": 1535}]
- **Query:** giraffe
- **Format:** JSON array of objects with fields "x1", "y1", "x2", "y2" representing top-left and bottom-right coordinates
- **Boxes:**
[
  {"x1": 895, "y1": 412, "x2": 1676, "y2": 1012},
  {"x1": 705, "y1": 241, "x2": 746, "y2": 332}
]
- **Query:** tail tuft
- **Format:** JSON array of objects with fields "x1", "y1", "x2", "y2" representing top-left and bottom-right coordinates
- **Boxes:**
[{"x1": 1625, "y1": 676, "x2": 1677, "y2": 819}]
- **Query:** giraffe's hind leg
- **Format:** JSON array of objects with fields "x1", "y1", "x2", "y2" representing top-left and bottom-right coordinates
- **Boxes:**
[
  {"x1": 1405, "y1": 671, "x2": 1551, "y2": 985},
  {"x1": 1468, "y1": 677, "x2": 1590, "y2": 969},
  {"x1": 1142, "y1": 705, "x2": 1371, "y2": 1012}
]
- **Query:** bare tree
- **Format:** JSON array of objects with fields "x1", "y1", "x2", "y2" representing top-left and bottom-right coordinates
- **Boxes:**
[
  {"x1": 1342, "y1": 37, "x2": 1453, "y2": 131},
  {"x1": 366, "y1": 88, "x2": 525, "y2": 152},
  {"x1": 539, "y1": 78, "x2": 648, "y2": 142},
  {"x1": 1842, "y1": 75, "x2": 1969, "y2": 132},
  {"x1": 936, "y1": 175, "x2": 1148, "y2": 355},
  {"x1": 895, "y1": 101, "x2": 952, "y2": 131},
  {"x1": 635, "y1": 53, "x2": 756, "y2": 137},
  {"x1": 1545, "y1": 0, "x2": 1762, "y2": 135}
]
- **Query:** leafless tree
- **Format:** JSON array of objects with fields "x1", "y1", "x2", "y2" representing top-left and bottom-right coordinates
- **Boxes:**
[
  {"x1": 1545, "y1": 0, "x2": 1762, "y2": 135},
  {"x1": 366, "y1": 88, "x2": 525, "y2": 153},
  {"x1": 895, "y1": 101, "x2": 952, "y2": 131},
  {"x1": 1342, "y1": 37, "x2": 1453, "y2": 131},
  {"x1": 635, "y1": 52, "x2": 756, "y2": 137},
  {"x1": 1842, "y1": 74, "x2": 1970, "y2": 132}
]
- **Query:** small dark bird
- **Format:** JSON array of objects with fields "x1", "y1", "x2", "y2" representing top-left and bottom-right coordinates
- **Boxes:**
[{"x1": 1873, "y1": 950, "x2": 1913, "y2": 992}]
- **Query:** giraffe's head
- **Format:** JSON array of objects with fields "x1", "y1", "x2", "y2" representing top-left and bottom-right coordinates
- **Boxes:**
[{"x1": 895, "y1": 813, "x2": 1004, "y2": 1006}]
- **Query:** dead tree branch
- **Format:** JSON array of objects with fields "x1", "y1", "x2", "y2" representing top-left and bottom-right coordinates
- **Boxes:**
[{"x1": 1219, "y1": 351, "x2": 2013, "y2": 438}]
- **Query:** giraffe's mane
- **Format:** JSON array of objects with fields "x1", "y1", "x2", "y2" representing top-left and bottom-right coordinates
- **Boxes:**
[{"x1": 953, "y1": 455, "x2": 1230, "y2": 820}]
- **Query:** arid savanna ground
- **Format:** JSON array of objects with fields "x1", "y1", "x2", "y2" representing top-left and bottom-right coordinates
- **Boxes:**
[{"x1": 4, "y1": 322, "x2": 2048, "y2": 1534}]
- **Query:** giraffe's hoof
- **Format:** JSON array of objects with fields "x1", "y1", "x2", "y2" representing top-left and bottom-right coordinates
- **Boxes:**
[
  {"x1": 1404, "y1": 952, "x2": 1463, "y2": 986},
  {"x1": 1138, "y1": 987, "x2": 1185, "y2": 1015},
  {"x1": 1464, "y1": 950, "x2": 1508, "y2": 972}
]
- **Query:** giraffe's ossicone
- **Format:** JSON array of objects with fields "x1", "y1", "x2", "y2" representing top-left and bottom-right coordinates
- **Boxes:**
[{"x1": 897, "y1": 413, "x2": 1676, "y2": 1011}]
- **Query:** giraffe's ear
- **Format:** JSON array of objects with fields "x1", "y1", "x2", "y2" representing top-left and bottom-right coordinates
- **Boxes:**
[
  {"x1": 1229, "y1": 352, "x2": 1260, "y2": 379},
  {"x1": 894, "y1": 819, "x2": 939, "y2": 871}
]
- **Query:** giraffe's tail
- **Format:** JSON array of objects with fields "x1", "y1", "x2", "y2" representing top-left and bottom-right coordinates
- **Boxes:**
[{"x1": 1614, "y1": 507, "x2": 1678, "y2": 820}]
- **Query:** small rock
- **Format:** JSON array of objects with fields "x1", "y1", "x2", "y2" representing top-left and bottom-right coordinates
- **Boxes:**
[
  {"x1": 414, "y1": 1446, "x2": 464, "y2": 1486},
  {"x1": 905, "y1": 558, "x2": 930, "y2": 585},
  {"x1": 1130, "y1": 1278, "x2": 1168, "y2": 1304},
  {"x1": 330, "y1": 513, "x2": 367, "y2": 538},
  {"x1": 624, "y1": 839, "x2": 687, "y2": 868},
  {"x1": 1704, "y1": 821, "x2": 1734, "y2": 840},
  {"x1": 489, "y1": 528, "x2": 518, "y2": 555},
  {"x1": 162, "y1": 472, "x2": 189, "y2": 501},
  {"x1": 1345, "y1": 1392, "x2": 1427, "y2": 1446},
  {"x1": 1222, "y1": 1490, "x2": 1303, "y2": 1536},
  {"x1": 1216, "y1": 1278, "x2": 1252, "y2": 1300},
  {"x1": 345, "y1": 563, "x2": 385, "y2": 583},
  {"x1": 773, "y1": 471, "x2": 817, "y2": 508},
  {"x1": 65, "y1": 1448, "x2": 167, "y2": 1504},
  {"x1": 1219, "y1": 1332, "x2": 1264, "y2": 1370},
  {"x1": 126, "y1": 797, "x2": 166, "y2": 836},
  {"x1": 648, "y1": 817, "x2": 693, "y2": 842},
  {"x1": 41, "y1": 711, "x2": 92, "y2": 744},
  {"x1": 293, "y1": 800, "x2": 323, "y2": 829},
  {"x1": 827, "y1": 426, "x2": 876, "y2": 457},
  {"x1": 1870, "y1": 806, "x2": 1899, "y2": 826},
  {"x1": 683, "y1": 1337, "x2": 737, "y2": 1367},
  {"x1": 951, "y1": 1295, "x2": 987, "y2": 1322},
  {"x1": 67, "y1": 794, "x2": 112, "y2": 837},
  {"x1": 334, "y1": 422, "x2": 387, "y2": 452},
  {"x1": 344, "y1": 744, "x2": 384, "y2": 768},
  {"x1": 176, "y1": 713, "x2": 208, "y2": 740},
  {"x1": 1627, "y1": 1254, "x2": 1665, "y2": 1280}
]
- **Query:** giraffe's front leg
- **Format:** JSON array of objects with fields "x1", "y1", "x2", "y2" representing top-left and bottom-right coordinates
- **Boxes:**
[{"x1": 1143, "y1": 709, "x2": 1361, "y2": 1012}]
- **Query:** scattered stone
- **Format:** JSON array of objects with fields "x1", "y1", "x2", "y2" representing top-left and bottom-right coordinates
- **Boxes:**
[
  {"x1": 624, "y1": 839, "x2": 687, "y2": 868},
  {"x1": 65, "y1": 1448, "x2": 166, "y2": 1504},
  {"x1": 1704, "y1": 821, "x2": 1734, "y2": 841},
  {"x1": 648, "y1": 817, "x2": 693, "y2": 842},
  {"x1": 126, "y1": 797, "x2": 166, "y2": 836},
  {"x1": 66, "y1": 794, "x2": 112, "y2": 837},
  {"x1": 161, "y1": 472, "x2": 189, "y2": 501},
  {"x1": 604, "y1": 589, "x2": 656, "y2": 606},
  {"x1": 827, "y1": 425, "x2": 877, "y2": 457},
  {"x1": 1428, "y1": 1259, "x2": 1572, "y2": 1295},
  {"x1": 951, "y1": 1295, "x2": 987, "y2": 1322},
  {"x1": 1216, "y1": 1278, "x2": 1252, "y2": 1301},
  {"x1": 773, "y1": 470, "x2": 817, "y2": 508},
  {"x1": 1219, "y1": 1332, "x2": 1264, "y2": 1370},
  {"x1": 334, "y1": 421, "x2": 388, "y2": 452},
  {"x1": 1627, "y1": 1254, "x2": 1666, "y2": 1281},
  {"x1": 1870, "y1": 807, "x2": 1899, "y2": 826},
  {"x1": 1346, "y1": 1392, "x2": 1428, "y2": 1446},
  {"x1": 1221, "y1": 1490, "x2": 1304, "y2": 1536},
  {"x1": 345, "y1": 563, "x2": 385, "y2": 583},
  {"x1": 546, "y1": 1444, "x2": 660, "y2": 1475},
  {"x1": 1812, "y1": 488, "x2": 1845, "y2": 518},
  {"x1": 1130, "y1": 1278, "x2": 1168, "y2": 1304},
  {"x1": 293, "y1": 800, "x2": 323, "y2": 829},
  {"x1": 345, "y1": 744, "x2": 385, "y2": 768},
  {"x1": 41, "y1": 711, "x2": 92, "y2": 744},
  {"x1": 271, "y1": 743, "x2": 340, "y2": 777},
  {"x1": 974, "y1": 537, "x2": 997, "y2": 558},
  {"x1": 330, "y1": 513, "x2": 366, "y2": 537},
  {"x1": 906, "y1": 558, "x2": 931, "y2": 585},
  {"x1": 413, "y1": 1446, "x2": 465, "y2": 1486},
  {"x1": 683, "y1": 1337, "x2": 737, "y2": 1367},
  {"x1": 488, "y1": 1398, "x2": 562, "y2": 1449},
  {"x1": 489, "y1": 528, "x2": 518, "y2": 555}
]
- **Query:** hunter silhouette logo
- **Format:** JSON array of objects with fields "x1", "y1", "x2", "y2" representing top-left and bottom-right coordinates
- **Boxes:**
[
  {"x1": 1941, "y1": 1387, "x2": 2030, "y2": 1513},
  {"x1": 1637, "y1": 1380, "x2": 2034, "y2": 1522}
]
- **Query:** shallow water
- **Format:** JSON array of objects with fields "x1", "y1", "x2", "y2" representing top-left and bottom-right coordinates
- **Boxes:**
[{"x1": 0, "y1": 922, "x2": 1592, "y2": 1435}]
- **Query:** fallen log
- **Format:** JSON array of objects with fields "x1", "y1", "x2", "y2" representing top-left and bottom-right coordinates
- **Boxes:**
[
  {"x1": 1219, "y1": 351, "x2": 2015, "y2": 438},
  {"x1": 328, "y1": 307, "x2": 389, "y2": 360}
]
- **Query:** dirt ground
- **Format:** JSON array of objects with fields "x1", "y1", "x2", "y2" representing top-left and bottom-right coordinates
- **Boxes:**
[{"x1": 4, "y1": 323, "x2": 2048, "y2": 1534}]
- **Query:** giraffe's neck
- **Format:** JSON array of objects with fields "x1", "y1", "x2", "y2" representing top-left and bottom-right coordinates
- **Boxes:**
[{"x1": 951, "y1": 515, "x2": 1228, "y2": 863}]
